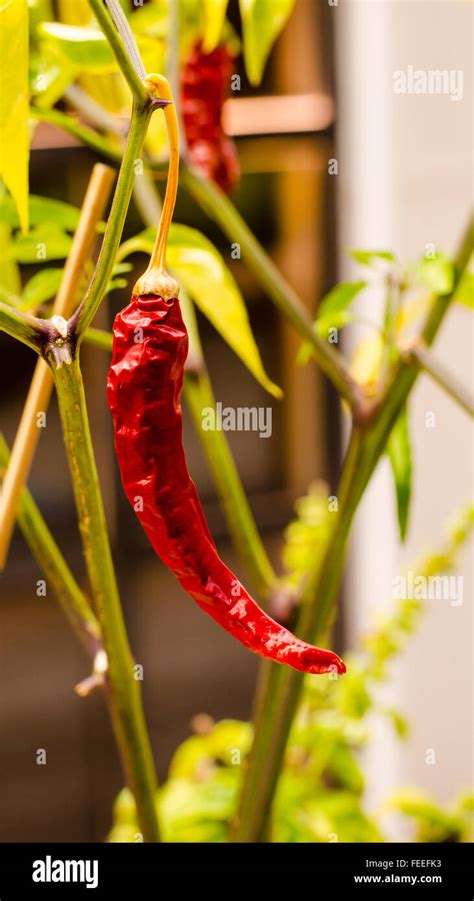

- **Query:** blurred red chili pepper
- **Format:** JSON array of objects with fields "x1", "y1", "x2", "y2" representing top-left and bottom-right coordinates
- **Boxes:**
[
  {"x1": 181, "y1": 41, "x2": 239, "y2": 193},
  {"x1": 107, "y1": 292, "x2": 346, "y2": 676}
]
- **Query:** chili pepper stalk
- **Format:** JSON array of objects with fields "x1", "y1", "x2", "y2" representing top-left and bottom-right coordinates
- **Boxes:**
[{"x1": 132, "y1": 74, "x2": 180, "y2": 300}]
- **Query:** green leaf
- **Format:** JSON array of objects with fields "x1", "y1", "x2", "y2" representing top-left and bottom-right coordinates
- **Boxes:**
[
  {"x1": 239, "y1": 0, "x2": 295, "y2": 86},
  {"x1": 280, "y1": 483, "x2": 331, "y2": 589},
  {"x1": 350, "y1": 249, "x2": 395, "y2": 266},
  {"x1": 416, "y1": 251, "x2": 454, "y2": 296},
  {"x1": 299, "y1": 281, "x2": 366, "y2": 364},
  {"x1": 169, "y1": 720, "x2": 253, "y2": 780},
  {"x1": 38, "y1": 22, "x2": 115, "y2": 70},
  {"x1": 0, "y1": 193, "x2": 81, "y2": 231},
  {"x1": 158, "y1": 771, "x2": 238, "y2": 841},
  {"x1": 326, "y1": 743, "x2": 365, "y2": 795},
  {"x1": 168, "y1": 226, "x2": 283, "y2": 397},
  {"x1": 12, "y1": 223, "x2": 72, "y2": 262},
  {"x1": 203, "y1": 0, "x2": 229, "y2": 52},
  {"x1": 452, "y1": 269, "x2": 473, "y2": 309},
  {"x1": 318, "y1": 281, "x2": 367, "y2": 320},
  {"x1": 20, "y1": 267, "x2": 63, "y2": 309},
  {"x1": 0, "y1": 0, "x2": 30, "y2": 233},
  {"x1": 386, "y1": 405, "x2": 412, "y2": 541},
  {"x1": 127, "y1": 1, "x2": 168, "y2": 38},
  {"x1": 122, "y1": 225, "x2": 283, "y2": 398},
  {"x1": 30, "y1": 45, "x2": 77, "y2": 108},
  {"x1": 382, "y1": 707, "x2": 409, "y2": 739},
  {"x1": 0, "y1": 208, "x2": 21, "y2": 295}
]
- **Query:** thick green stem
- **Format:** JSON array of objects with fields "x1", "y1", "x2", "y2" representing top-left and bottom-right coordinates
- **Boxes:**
[
  {"x1": 181, "y1": 166, "x2": 364, "y2": 415},
  {"x1": 52, "y1": 354, "x2": 160, "y2": 842},
  {"x1": 75, "y1": 104, "x2": 152, "y2": 338},
  {"x1": 31, "y1": 106, "x2": 123, "y2": 161},
  {"x1": 0, "y1": 432, "x2": 101, "y2": 658},
  {"x1": 407, "y1": 342, "x2": 474, "y2": 418},
  {"x1": 233, "y1": 213, "x2": 473, "y2": 842},
  {"x1": 232, "y1": 427, "x2": 366, "y2": 841},
  {"x1": 0, "y1": 302, "x2": 46, "y2": 354},
  {"x1": 88, "y1": 0, "x2": 147, "y2": 103}
]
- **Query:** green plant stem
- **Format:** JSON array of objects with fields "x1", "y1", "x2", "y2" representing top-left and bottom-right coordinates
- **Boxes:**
[
  {"x1": 232, "y1": 427, "x2": 366, "y2": 841},
  {"x1": 52, "y1": 354, "x2": 160, "y2": 842},
  {"x1": 31, "y1": 106, "x2": 123, "y2": 161},
  {"x1": 181, "y1": 166, "x2": 364, "y2": 415},
  {"x1": 104, "y1": 0, "x2": 145, "y2": 79},
  {"x1": 233, "y1": 212, "x2": 473, "y2": 842},
  {"x1": 0, "y1": 432, "x2": 102, "y2": 658},
  {"x1": 0, "y1": 302, "x2": 46, "y2": 354},
  {"x1": 75, "y1": 104, "x2": 152, "y2": 338},
  {"x1": 88, "y1": 0, "x2": 147, "y2": 103},
  {"x1": 407, "y1": 342, "x2": 474, "y2": 418},
  {"x1": 84, "y1": 326, "x2": 113, "y2": 351}
]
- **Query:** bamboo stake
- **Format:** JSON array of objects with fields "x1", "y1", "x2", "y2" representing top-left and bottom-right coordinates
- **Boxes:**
[{"x1": 0, "y1": 163, "x2": 115, "y2": 568}]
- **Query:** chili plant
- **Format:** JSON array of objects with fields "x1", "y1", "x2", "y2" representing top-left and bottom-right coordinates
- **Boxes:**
[{"x1": 0, "y1": 0, "x2": 472, "y2": 844}]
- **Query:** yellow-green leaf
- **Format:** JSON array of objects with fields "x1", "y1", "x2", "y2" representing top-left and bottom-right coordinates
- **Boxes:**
[
  {"x1": 386, "y1": 405, "x2": 413, "y2": 542},
  {"x1": 39, "y1": 21, "x2": 115, "y2": 70},
  {"x1": 0, "y1": 0, "x2": 30, "y2": 233},
  {"x1": 121, "y1": 225, "x2": 282, "y2": 399},
  {"x1": 203, "y1": 0, "x2": 228, "y2": 52},
  {"x1": 239, "y1": 0, "x2": 295, "y2": 85},
  {"x1": 167, "y1": 225, "x2": 282, "y2": 398},
  {"x1": 452, "y1": 269, "x2": 474, "y2": 309}
]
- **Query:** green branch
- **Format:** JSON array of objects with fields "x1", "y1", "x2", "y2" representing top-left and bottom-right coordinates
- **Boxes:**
[
  {"x1": 0, "y1": 432, "x2": 102, "y2": 658},
  {"x1": 74, "y1": 105, "x2": 152, "y2": 338},
  {"x1": 0, "y1": 302, "x2": 46, "y2": 354},
  {"x1": 52, "y1": 354, "x2": 160, "y2": 842},
  {"x1": 405, "y1": 342, "x2": 474, "y2": 418},
  {"x1": 88, "y1": 0, "x2": 147, "y2": 103},
  {"x1": 31, "y1": 106, "x2": 123, "y2": 160}
]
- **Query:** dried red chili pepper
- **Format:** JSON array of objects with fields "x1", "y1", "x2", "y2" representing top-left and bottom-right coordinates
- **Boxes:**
[
  {"x1": 181, "y1": 41, "x2": 239, "y2": 193},
  {"x1": 106, "y1": 75, "x2": 345, "y2": 677}
]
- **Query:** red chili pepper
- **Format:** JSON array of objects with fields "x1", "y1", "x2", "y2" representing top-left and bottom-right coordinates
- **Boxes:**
[
  {"x1": 181, "y1": 41, "x2": 239, "y2": 193},
  {"x1": 107, "y1": 293, "x2": 346, "y2": 676},
  {"x1": 107, "y1": 74, "x2": 345, "y2": 676}
]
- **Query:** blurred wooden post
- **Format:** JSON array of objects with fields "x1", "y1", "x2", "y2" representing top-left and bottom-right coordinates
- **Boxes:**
[{"x1": 274, "y1": 0, "x2": 335, "y2": 496}]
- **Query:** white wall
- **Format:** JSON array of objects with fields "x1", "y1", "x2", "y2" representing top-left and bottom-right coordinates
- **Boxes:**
[{"x1": 334, "y1": 0, "x2": 473, "y2": 831}]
